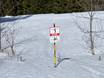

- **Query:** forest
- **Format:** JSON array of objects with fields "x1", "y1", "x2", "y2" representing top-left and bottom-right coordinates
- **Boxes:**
[{"x1": 0, "y1": 0, "x2": 104, "y2": 16}]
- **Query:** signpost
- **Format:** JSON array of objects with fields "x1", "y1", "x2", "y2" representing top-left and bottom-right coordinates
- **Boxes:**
[{"x1": 49, "y1": 24, "x2": 60, "y2": 67}]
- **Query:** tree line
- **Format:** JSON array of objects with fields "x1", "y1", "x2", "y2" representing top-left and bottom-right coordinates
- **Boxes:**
[{"x1": 0, "y1": 0, "x2": 104, "y2": 16}]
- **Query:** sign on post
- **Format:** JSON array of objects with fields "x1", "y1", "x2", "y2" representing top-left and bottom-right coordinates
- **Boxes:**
[
  {"x1": 49, "y1": 25, "x2": 60, "y2": 43},
  {"x1": 49, "y1": 24, "x2": 60, "y2": 67}
]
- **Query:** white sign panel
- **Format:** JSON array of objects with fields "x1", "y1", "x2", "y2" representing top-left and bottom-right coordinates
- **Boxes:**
[{"x1": 49, "y1": 26, "x2": 60, "y2": 43}]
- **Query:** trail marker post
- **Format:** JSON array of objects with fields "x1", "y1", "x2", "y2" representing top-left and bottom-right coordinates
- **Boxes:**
[{"x1": 49, "y1": 24, "x2": 60, "y2": 67}]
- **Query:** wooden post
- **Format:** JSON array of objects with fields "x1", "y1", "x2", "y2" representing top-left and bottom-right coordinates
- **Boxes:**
[
  {"x1": 54, "y1": 42, "x2": 57, "y2": 66},
  {"x1": 53, "y1": 24, "x2": 57, "y2": 67}
]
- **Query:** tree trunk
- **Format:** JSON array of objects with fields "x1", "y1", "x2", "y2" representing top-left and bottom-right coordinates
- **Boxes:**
[
  {"x1": 11, "y1": 45, "x2": 15, "y2": 56},
  {"x1": 90, "y1": 15, "x2": 95, "y2": 55}
]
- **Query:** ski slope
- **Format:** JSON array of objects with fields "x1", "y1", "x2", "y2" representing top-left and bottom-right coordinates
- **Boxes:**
[{"x1": 0, "y1": 12, "x2": 104, "y2": 78}]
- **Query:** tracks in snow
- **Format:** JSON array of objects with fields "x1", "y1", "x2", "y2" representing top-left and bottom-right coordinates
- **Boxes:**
[{"x1": 69, "y1": 57, "x2": 104, "y2": 78}]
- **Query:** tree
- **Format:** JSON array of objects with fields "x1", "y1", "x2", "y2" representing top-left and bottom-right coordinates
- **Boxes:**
[
  {"x1": 75, "y1": 0, "x2": 104, "y2": 55},
  {"x1": 0, "y1": 1, "x2": 18, "y2": 55},
  {"x1": 5, "y1": 25, "x2": 16, "y2": 56}
]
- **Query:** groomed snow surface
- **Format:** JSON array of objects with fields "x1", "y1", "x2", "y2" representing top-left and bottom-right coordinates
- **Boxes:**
[{"x1": 1, "y1": 12, "x2": 104, "y2": 78}]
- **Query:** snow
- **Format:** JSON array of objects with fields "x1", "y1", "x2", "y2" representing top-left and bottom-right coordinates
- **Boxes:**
[{"x1": 0, "y1": 11, "x2": 104, "y2": 78}]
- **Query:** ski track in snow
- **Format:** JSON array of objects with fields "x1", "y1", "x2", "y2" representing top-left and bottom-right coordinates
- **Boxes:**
[
  {"x1": 70, "y1": 57, "x2": 104, "y2": 78},
  {"x1": 81, "y1": 65, "x2": 104, "y2": 78}
]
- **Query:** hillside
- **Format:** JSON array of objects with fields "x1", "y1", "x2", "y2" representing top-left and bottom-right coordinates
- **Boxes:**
[{"x1": 0, "y1": 12, "x2": 104, "y2": 78}]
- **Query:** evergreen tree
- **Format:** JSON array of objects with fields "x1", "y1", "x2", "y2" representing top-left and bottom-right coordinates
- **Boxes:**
[{"x1": 0, "y1": 0, "x2": 104, "y2": 16}]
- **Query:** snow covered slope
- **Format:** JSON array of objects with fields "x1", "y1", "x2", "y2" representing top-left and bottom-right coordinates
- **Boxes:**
[{"x1": 0, "y1": 12, "x2": 104, "y2": 78}]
